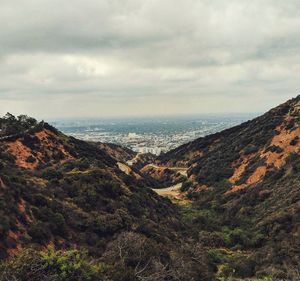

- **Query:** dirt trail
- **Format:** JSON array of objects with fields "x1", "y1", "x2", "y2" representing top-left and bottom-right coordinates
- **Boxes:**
[
  {"x1": 117, "y1": 162, "x2": 141, "y2": 179},
  {"x1": 126, "y1": 153, "x2": 141, "y2": 166},
  {"x1": 123, "y1": 155, "x2": 189, "y2": 202},
  {"x1": 152, "y1": 182, "x2": 191, "y2": 204},
  {"x1": 152, "y1": 182, "x2": 182, "y2": 196}
]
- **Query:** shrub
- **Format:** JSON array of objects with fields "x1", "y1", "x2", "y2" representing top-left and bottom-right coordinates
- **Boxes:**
[
  {"x1": 290, "y1": 137, "x2": 299, "y2": 146},
  {"x1": 228, "y1": 228, "x2": 248, "y2": 246},
  {"x1": 41, "y1": 167, "x2": 63, "y2": 181},
  {"x1": 0, "y1": 247, "x2": 103, "y2": 281},
  {"x1": 266, "y1": 145, "x2": 283, "y2": 153},
  {"x1": 286, "y1": 152, "x2": 300, "y2": 164},
  {"x1": 228, "y1": 255, "x2": 256, "y2": 278},
  {"x1": 244, "y1": 145, "x2": 259, "y2": 155},
  {"x1": 0, "y1": 215, "x2": 10, "y2": 238},
  {"x1": 181, "y1": 181, "x2": 192, "y2": 192},
  {"x1": 28, "y1": 222, "x2": 51, "y2": 243},
  {"x1": 208, "y1": 248, "x2": 226, "y2": 265}
]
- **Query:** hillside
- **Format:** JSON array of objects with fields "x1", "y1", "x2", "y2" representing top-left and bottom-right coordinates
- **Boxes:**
[
  {"x1": 141, "y1": 164, "x2": 187, "y2": 188},
  {"x1": 157, "y1": 96, "x2": 300, "y2": 279},
  {"x1": 1, "y1": 98, "x2": 300, "y2": 281},
  {"x1": 97, "y1": 143, "x2": 162, "y2": 187},
  {"x1": 98, "y1": 142, "x2": 137, "y2": 163},
  {"x1": 0, "y1": 114, "x2": 213, "y2": 281}
]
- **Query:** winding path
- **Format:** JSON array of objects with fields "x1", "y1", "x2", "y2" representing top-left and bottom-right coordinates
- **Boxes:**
[
  {"x1": 122, "y1": 154, "x2": 189, "y2": 200},
  {"x1": 152, "y1": 182, "x2": 182, "y2": 196}
]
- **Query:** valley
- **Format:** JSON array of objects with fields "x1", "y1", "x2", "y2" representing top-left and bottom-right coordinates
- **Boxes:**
[
  {"x1": 3, "y1": 1, "x2": 300, "y2": 280},
  {"x1": 0, "y1": 96, "x2": 299, "y2": 280}
]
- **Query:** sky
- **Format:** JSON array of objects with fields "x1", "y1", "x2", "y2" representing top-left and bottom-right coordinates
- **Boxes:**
[{"x1": 0, "y1": 0, "x2": 300, "y2": 119}]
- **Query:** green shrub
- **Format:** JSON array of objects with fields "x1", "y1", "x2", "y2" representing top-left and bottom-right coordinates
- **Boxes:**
[
  {"x1": 0, "y1": 247, "x2": 103, "y2": 281},
  {"x1": 229, "y1": 228, "x2": 247, "y2": 245},
  {"x1": 41, "y1": 167, "x2": 63, "y2": 181},
  {"x1": 28, "y1": 222, "x2": 51, "y2": 243},
  {"x1": 208, "y1": 248, "x2": 226, "y2": 265},
  {"x1": 0, "y1": 215, "x2": 10, "y2": 238},
  {"x1": 244, "y1": 145, "x2": 259, "y2": 155}
]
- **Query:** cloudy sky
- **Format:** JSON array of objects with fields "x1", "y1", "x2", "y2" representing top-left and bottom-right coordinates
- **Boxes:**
[{"x1": 0, "y1": 0, "x2": 300, "y2": 119}]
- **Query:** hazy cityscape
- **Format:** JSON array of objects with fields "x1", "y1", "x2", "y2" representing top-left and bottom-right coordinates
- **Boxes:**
[{"x1": 53, "y1": 115, "x2": 251, "y2": 155}]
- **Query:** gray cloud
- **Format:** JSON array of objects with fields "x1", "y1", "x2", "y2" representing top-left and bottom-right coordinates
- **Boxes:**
[{"x1": 0, "y1": 0, "x2": 300, "y2": 118}]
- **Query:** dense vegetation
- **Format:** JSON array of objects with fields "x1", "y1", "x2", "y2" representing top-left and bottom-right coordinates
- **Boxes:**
[
  {"x1": 0, "y1": 113, "x2": 38, "y2": 137},
  {"x1": 0, "y1": 114, "x2": 214, "y2": 281},
  {"x1": 1, "y1": 95, "x2": 300, "y2": 281},
  {"x1": 158, "y1": 97, "x2": 300, "y2": 280},
  {"x1": 180, "y1": 176, "x2": 299, "y2": 279}
]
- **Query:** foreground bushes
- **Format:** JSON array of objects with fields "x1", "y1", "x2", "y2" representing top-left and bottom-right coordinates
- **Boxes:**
[
  {"x1": 0, "y1": 232, "x2": 215, "y2": 281},
  {"x1": 0, "y1": 248, "x2": 103, "y2": 281}
]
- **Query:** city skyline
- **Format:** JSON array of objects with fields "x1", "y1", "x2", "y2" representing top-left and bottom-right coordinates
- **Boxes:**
[{"x1": 56, "y1": 115, "x2": 244, "y2": 155}]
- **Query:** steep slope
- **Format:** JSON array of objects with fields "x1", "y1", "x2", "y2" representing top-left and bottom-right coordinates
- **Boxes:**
[
  {"x1": 0, "y1": 114, "x2": 214, "y2": 281},
  {"x1": 0, "y1": 120, "x2": 174, "y2": 252},
  {"x1": 129, "y1": 152, "x2": 157, "y2": 169},
  {"x1": 141, "y1": 164, "x2": 187, "y2": 188},
  {"x1": 158, "y1": 96, "x2": 300, "y2": 278},
  {"x1": 159, "y1": 96, "x2": 300, "y2": 191},
  {"x1": 98, "y1": 142, "x2": 136, "y2": 163}
]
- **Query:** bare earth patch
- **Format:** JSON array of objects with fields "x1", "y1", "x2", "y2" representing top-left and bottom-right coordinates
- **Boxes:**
[
  {"x1": 6, "y1": 129, "x2": 74, "y2": 169},
  {"x1": 229, "y1": 124, "x2": 300, "y2": 193},
  {"x1": 7, "y1": 140, "x2": 39, "y2": 169}
]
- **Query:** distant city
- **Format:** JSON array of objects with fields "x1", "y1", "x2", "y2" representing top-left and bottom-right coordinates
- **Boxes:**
[{"x1": 52, "y1": 115, "x2": 254, "y2": 155}]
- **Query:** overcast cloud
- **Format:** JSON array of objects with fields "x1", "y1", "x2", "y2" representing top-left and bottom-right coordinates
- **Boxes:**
[{"x1": 0, "y1": 0, "x2": 300, "y2": 118}]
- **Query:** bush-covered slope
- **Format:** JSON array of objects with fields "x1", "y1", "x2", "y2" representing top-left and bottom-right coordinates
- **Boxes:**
[
  {"x1": 98, "y1": 142, "x2": 137, "y2": 163},
  {"x1": 0, "y1": 114, "x2": 214, "y2": 281},
  {"x1": 159, "y1": 96, "x2": 300, "y2": 191},
  {"x1": 158, "y1": 97, "x2": 300, "y2": 278}
]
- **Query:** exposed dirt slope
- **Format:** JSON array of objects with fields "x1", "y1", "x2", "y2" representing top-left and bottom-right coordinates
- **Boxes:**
[
  {"x1": 0, "y1": 121, "x2": 180, "y2": 259},
  {"x1": 159, "y1": 96, "x2": 300, "y2": 192},
  {"x1": 157, "y1": 96, "x2": 300, "y2": 276}
]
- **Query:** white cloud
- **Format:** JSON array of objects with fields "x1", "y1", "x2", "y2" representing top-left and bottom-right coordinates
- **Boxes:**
[{"x1": 0, "y1": 0, "x2": 300, "y2": 118}]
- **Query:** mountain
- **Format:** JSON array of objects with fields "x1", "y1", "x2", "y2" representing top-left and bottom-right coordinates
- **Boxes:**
[
  {"x1": 98, "y1": 142, "x2": 137, "y2": 163},
  {"x1": 158, "y1": 96, "x2": 300, "y2": 278},
  {"x1": 0, "y1": 114, "x2": 213, "y2": 281},
  {"x1": 1, "y1": 94, "x2": 300, "y2": 280}
]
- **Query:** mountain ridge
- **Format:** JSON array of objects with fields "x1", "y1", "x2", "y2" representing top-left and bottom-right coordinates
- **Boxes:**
[
  {"x1": 0, "y1": 113, "x2": 215, "y2": 280},
  {"x1": 154, "y1": 96, "x2": 300, "y2": 278},
  {"x1": 0, "y1": 95, "x2": 300, "y2": 280},
  {"x1": 158, "y1": 95, "x2": 300, "y2": 190}
]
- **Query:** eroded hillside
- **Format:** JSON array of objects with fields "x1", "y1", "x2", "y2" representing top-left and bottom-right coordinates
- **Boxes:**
[
  {"x1": 159, "y1": 96, "x2": 300, "y2": 191},
  {"x1": 0, "y1": 114, "x2": 214, "y2": 281},
  {"x1": 157, "y1": 96, "x2": 300, "y2": 279}
]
